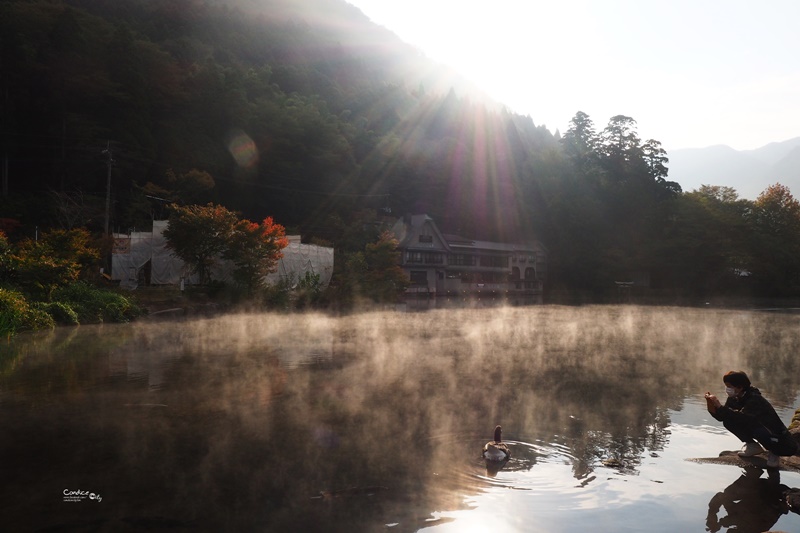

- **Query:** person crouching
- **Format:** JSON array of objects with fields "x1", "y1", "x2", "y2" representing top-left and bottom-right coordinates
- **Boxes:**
[{"x1": 705, "y1": 370, "x2": 798, "y2": 468}]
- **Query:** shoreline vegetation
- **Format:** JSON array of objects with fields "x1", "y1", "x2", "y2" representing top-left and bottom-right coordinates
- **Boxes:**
[
  {"x1": 0, "y1": 227, "x2": 145, "y2": 338},
  {"x1": 0, "y1": 282, "x2": 145, "y2": 338},
  {"x1": 7, "y1": 278, "x2": 800, "y2": 340}
]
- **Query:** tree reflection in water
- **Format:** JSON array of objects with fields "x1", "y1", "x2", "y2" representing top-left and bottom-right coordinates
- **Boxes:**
[{"x1": 0, "y1": 305, "x2": 799, "y2": 531}]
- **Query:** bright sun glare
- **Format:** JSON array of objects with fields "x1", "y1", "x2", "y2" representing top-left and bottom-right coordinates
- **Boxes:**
[{"x1": 347, "y1": 0, "x2": 800, "y2": 151}]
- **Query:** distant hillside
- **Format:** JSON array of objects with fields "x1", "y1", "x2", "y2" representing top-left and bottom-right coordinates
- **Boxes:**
[
  {"x1": 0, "y1": 0, "x2": 560, "y2": 242},
  {"x1": 669, "y1": 137, "x2": 800, "y2": 199}
]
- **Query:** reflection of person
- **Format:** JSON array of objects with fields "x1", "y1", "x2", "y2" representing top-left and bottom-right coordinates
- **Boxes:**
[
  {"x1": 706, "y1": 468, "x2": 789, "y2": 533},
  {"x1": 705, "y1": 370, "x2": 798, "y2": 468}
]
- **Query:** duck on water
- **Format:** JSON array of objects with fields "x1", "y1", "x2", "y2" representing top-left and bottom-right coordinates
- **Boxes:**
[{"x1": 483, "y1": 425, "x2": 510, "y2": 462}]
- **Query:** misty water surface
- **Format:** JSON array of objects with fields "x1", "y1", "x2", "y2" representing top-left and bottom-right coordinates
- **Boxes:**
[{"x1": 1, "y1": 305, "x2": 800, "y2": 532}]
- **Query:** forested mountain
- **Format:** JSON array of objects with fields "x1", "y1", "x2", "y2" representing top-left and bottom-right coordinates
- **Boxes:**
[
  {"x1": 1, "y1": 0, "x2": 530, "y2": 240},
  {"x1": 670, "y1": 137, "x2": 800, "y2": 200},
  {"x1": 3, "y1": 0, "x2": 800, "y2": 299}
]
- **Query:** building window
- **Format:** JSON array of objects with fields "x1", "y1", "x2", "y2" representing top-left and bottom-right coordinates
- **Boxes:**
[
  {"x1": 419, "y1": 235, "x2": 433, "y2": 243},
  {"x1": 479, "y1": 255, "x2": 507, "y2": 268},
  {"x1": 424, "y1": 252, "x2": 443, "y2": 264},
  {"x1": 450, "y1": 254, "x2": 475, "y2": 266},
  {"x1": 410, "y1": 271, "x2": 427, "y2": 285},
  {"x1": 407, "y1": 251, "x2": 443, "y2": 264}
]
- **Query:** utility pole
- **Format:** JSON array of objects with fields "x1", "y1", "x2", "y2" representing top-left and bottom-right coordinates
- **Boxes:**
[
  {"x1": 2, "y1": 84, "x2": 9, "y2": 199},
  {"x1": 102, "y1": 142, "x2": 115, "y2": 278},
  {"x1": 2, "y1": 153, "x2": 7, "y2": 198},
  {"x1": 102, "y1": 142, "x2": 114, "y2": 236}
]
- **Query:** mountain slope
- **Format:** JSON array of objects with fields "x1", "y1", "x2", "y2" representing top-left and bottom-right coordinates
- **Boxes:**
[{"x1": 0, "y1": 0, "x2": 556, "y2": 242}]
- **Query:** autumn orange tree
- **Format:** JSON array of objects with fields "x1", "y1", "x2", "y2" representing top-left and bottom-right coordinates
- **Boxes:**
[
  {"x1": 749, "y1": 183, "x2": 800, "y2": 294},
  {"x1": 163, "y1": 203, "x2": 239, "y2": 285},
  {"x1": 164, "y1": 203, "x2": 288, "y2": 291},
  {"x1": 7, "y1": 228, "x2": 100, "y2": 300},
  {"x1": 223, "y1": 217, "x2": 288, "y2": 292}
]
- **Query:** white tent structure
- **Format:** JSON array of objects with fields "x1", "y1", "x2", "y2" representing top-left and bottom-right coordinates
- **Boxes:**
[
  {"x1": 112, "y1": 221, "x2": 188, "y2": 289},
  {"x1": 264, "y1": 236, "x2": 334, "y2": 288},
  {"x1": 111, "y1": 221, "x2": 333, "y2": 290}
]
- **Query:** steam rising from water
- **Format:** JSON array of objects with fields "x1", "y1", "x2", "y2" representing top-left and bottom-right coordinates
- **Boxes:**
[{"x1": 1, "y1": 305, "x2": 799, "y2": 530}]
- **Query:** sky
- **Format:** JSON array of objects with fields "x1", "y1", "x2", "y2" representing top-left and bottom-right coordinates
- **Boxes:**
[{"x1": 345, "y1": 0, "x2": 800, "y2": 152}]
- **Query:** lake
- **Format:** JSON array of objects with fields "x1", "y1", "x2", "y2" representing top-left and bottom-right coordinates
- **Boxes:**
[{"x1": 1, "y1": 305, "x2": 799, "y2": 532}]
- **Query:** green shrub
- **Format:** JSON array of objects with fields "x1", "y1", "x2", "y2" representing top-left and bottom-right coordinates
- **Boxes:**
[
  {"x1": 102, "y1": 302, "x2": 126, "y2": 323},
  {"x1": 53, "y1": 282, "x2": 101, "y2": 323},
  {"x1": 25, "y1": 306, "x2": 54, "y2": 331},
  {"x1": 262, "y1": 276, "x2": 292, "y2": 310},
  {"x1": 295, "y1": 271, "x2": 323, "y2": 309},
  {"x1": 39, "y1": 301, "x2": 79, "y2": 326},
  {"x1": 0, "y1": 288, "x2": 54, "y2": 337},
  {"x1": 53, "y1": 282, "x2": 144, "y2": 324}
]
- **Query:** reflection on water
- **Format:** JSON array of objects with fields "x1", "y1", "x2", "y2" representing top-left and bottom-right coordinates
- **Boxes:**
[
  {"x1": 706, "y1": 468, "x2": 790, "y2": 533},
  {"x1": 1, "y1": 306, "x2": 800, "y2": 531}
]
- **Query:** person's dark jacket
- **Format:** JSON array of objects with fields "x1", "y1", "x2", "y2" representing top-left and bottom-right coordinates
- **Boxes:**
[{"x1": 712, "y1": 386, "x2": 789, "y2": 435}]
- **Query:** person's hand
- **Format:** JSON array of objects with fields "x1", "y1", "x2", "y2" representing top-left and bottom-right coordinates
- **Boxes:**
[{"x1": 705, "y1": 392, "x2": 722, "y2": 413}]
